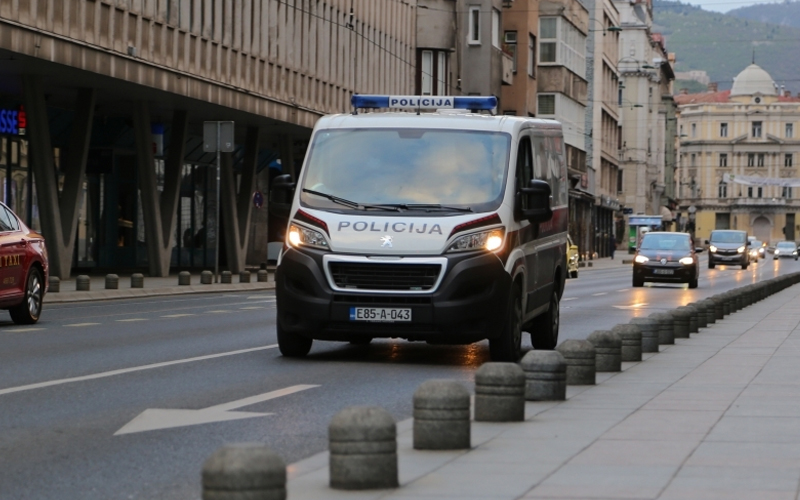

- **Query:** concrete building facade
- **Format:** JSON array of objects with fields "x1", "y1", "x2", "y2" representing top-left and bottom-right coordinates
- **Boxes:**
[
  {"x1": 499, "y1": 0, "x2": 538, "y2": 117},
  {"x1": 0, "y1": 0, "x2": 417, "y2": 278},
  {"x1": 675, "y1": 64, "x2": 800, "y2": 244}
]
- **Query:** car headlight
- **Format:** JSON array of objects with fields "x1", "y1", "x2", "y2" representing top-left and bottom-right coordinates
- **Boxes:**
[
  {"x1": 794, "y1": 251, "x2": 798, "y2": 255},
  {"x1": 775, "y1": 249, "x2": 780, "y2": 255},
  {"x1": 679, "y1": 257, "x2": 694, "y2": 265},
  {"x1": 709, "y1": 245, "x2": 717, "y2": 253},
  {"x1": 634, "y1": 255, "x2": 649, "y2": 264},
  {"x1": 287, "y1": 223, "x2": 330, "y2": 250},
  {"x1": 448, "y1": 228, "x2": 505, "y2": 253},
  {"x1": 737, "y1": 246, "x2": 746, "y2": 253}
]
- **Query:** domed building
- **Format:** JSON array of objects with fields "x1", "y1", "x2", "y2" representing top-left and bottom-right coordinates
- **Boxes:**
[{"x1": 675, "y1": 64, "x2": 800, "y2": 244}]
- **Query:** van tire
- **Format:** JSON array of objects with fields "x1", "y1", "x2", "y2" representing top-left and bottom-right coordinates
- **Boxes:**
[
  {"x1": 531, "y1": 289, "x2": 560, "y2": 350},
  {"x1": 277, "y1": 323, "x2": 313, "y2": 357},
  {"x1": 688, "y1": 277, "x2": 698, "y2": 289},
  {"x1": 490, "y1": 286, "x2": 522, "y2": 362}
]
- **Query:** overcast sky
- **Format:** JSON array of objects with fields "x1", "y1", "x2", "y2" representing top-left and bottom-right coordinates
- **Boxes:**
[{"x1": 684, "y1": 0, "x2": 786, "y2": 13}]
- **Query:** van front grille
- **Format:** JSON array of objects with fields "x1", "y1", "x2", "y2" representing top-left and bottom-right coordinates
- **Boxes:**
[{"x1": 328, "y1": 262, "x2": 441, "y2": 291}]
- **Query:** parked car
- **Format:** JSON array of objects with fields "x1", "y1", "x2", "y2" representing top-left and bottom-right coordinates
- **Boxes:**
[
  {"x1": 707, "y1": 230, "x2": 749, "y2": 270},
  {"x1": 633, "y1": 232, "x2": 699, "y2": 288},
  {"x1": 773, "y1": 241, "x2": 798, "y2": 260},
  {"x1": 567, "y1": 235, "x2": 579, "y2": 279},
  {"x1": 0, "y1": 202, "x2": 48, "y2": 324}
]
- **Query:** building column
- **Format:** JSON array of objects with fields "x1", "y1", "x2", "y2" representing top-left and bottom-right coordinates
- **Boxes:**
[
  {"x1": 23, "y1": 76, "x2": 95, "y2": 279},
  {"x1": 133, "y1": 103, "x2": 188, "y2": 277},
  {"x1": 220, "y1": 126, "x2": 260, "y2": 273},
  {"x1": 278, "y1": 133, "x2": 295, "y2": 179}
]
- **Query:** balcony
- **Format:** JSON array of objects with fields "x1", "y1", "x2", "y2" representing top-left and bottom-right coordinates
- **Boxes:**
[{"x1": 732, "y1": 197, "x2": 787, "y2": 207}]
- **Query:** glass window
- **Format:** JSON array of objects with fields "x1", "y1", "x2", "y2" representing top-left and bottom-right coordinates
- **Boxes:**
[
  {"x1": 720, "y1": 122, "x2": 728, "y2": 137},
  {"x1": 538, "y1": 94, "x2": 555, "y2": 114},
  {"x1": 710, "y1": 230, "x2": 746, "y2": 243},
  {"x1": 691, "y1": 154, "x2": 696, "y2": 167},
  {"x1": 719, "y1": 153, "x2": 727, "y2": 167},
  {"x1": 516, "y1": 138, "x2": 533, "y2": 212},
  {"x1": 469, "y1": 7, "x2": 480, "y2": 44},
  {"x1": 492, "y1": 9, "x2": 501, "y2": 49},
  {"x1": 787, "y1": 123, "x2": 794, "y2": 138},
  {"x1": 783, "y1": 186, "x2": 793, "y2": 198},
  {"x1": 437, "y1": 52, "x2": 446, "y2": 95},
  {"x1": 420, "y1": 50, "x2": 433, "y2": 96},
  {"x1": 757, "y1": 153, "x2": 765, "y2": 167},
  {"x1": 639, "y1": 233, "x2": 691, "y2": 251},
  {"x1": 0, "y1": 205, "x2": 13, "y2": 232},
  {"x1": 540, "y1": 17, "x2": 557, "y2": 38},
  {"x1": 752, "y1": 121, "x2": 762, "y2": 138},
  {"x1": 748, "y1": 186, "x2": 753, "y2": 197},
  {"x1": 718, "y1": 181, "x2": 727, "y2": 198},
  {"x1": 300, "y1": 129, "x2": 511, "y2": 213},
  {"x1": 3, "y1": 206, "x2": 19, "y2": 231},
  {"x1": 786, "y1": 154, "x2": 793, "y2": 167},
  {"x1": 748, "y1": 153, "x2": 755, "y2": 167},
  {"x1": 504, "y1": 31, "x2": 517, "y2": 72},
  {"x1": 539, "y1": 42, "x2": 556, "y2": 63},
  {"x1": 757, "y1": 187, "x2": 763, "y2": 198},
  {"x1": 691, "y1": 123, "x2": 696, "y2": 137}
]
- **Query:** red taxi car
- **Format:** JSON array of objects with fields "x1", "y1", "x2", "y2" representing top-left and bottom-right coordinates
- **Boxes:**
[{"x1": 0, "y1": 202, "x2": 47, "y2": 324}]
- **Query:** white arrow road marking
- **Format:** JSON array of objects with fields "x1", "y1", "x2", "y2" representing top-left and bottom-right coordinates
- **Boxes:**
[
  {"x1": 114, "y1": 384, "x2": 319, "y2": 435},
  {"x1": 0, "y1": 345, "x2": 278, "y2": 397},
  {"x1": 562, "y1": 297, "x2": 577, "y2": 301},
  {"x1": 613, "y1": 303, "x2": 649, "y2": 310}
]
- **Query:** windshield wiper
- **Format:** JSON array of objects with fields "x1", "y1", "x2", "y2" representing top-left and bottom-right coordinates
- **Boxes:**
[
  {"x1": 302, "y1": 189, "x2": 400, "y2": 212},
  {"x1": 383, "y1": 203, "x2": 473, "y2": 213}
]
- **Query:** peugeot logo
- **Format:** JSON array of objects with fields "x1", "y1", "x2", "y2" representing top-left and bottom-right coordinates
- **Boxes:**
[
  {"x1": 661, "y1": 258, "x2": 667, "y2": 265},
  {"x1": 380, "y1": 235, "x2": 393, "y2": 248}
]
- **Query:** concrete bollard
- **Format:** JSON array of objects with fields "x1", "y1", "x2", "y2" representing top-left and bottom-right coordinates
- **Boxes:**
[
  {"x1": 700, "y1": 299, "x2": 716, "y2": 326},
  {"x1": 201, "y1": 270, "x2": 213, "y2": 285},
  {"x1": 221, "y1": 271, "x2": 232, "y2": 284},
  {"x1": 76, "y1": 275, "x2": 91, "y2": 291},
  {"x1": 48, "y1": 276, "x2": 60, "y2": 293},
  {"x1": 587, "y1": 330, "x2": 622, "y2": 372},
  {"x1": 178, "y1": 271, "x2": 191, "y2": 286},
  {"x1": 630, "y1": 317, "x2": 659, "y2": 353},
  {"x1": 413, "y1": 380, "x2": 470, "y2": 450},
  {"x1": 105, "y1": 274, "x2": 119, "y2": 290},
  {"x1": 720, "y1": 293, "x2": 731, "y2": 316},
  {"x1": 692, "y1": 301, "x2": 708, "y2": 329},
  {"x1": 258, "y1": 269, "x2": 269, "y2": 282},
  {"x1": 520, "y1": 350, "x2": 566, "y2": 401},
  {"x1": 329, "y1": 406, "x2": 398, "y2": 490},
  {"x1": 612, "y1": 324, "x2": 642, "y2": 362},
  {"x1": 710, "y1": 295, "x2": 725, "y2": 320},
  {"x1": 474, "y1": 363, "x2": 525, "y2": 422},
  {"x1": 669, "y1": 308, "x2": 692, "y2": 339},
  {"x1": 649, "y1": 312, "x2": 675, "y2": 345},
  {"x1": 130, "y1": 273, "x2": 144, "y2": 288},
  {"x1": 240, "y1": 270, "x2": 252, "y2": 283},
  {"x1": 202, "y1": 443, "x2": 286, "y2": 500},
  {"x1": 683, "y1": 304, "x2": 700, "y2": 333},
  {"x1": 556, "y1": 339, "x2": 596, "y2": 385}
]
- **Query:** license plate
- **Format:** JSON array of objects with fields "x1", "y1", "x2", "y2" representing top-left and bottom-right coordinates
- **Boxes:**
[
  {"x1": 350, "y1": 307, "x2": 412, "y2": 322},
  {"x1": 653, "y1": 269, "x2": 675, "y2": 275}
]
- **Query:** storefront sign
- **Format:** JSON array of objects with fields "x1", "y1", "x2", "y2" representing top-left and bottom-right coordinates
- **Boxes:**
[{"x1": 0, "y1": 106, "x2": 25, "y2": 136}]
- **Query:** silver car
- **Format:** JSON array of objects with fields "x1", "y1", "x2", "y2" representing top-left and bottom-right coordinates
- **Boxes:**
[{"x1": 773, "y1": 241, "x2": 798, "y2": 260}]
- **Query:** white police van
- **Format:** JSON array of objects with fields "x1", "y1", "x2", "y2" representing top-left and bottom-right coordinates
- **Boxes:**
[{"x1": 272, "y1": 95, "x2": 569, "y2": 361}]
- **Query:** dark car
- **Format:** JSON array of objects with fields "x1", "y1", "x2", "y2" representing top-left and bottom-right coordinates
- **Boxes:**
[
  {"x1": 706, "y1": 230, "x2": 749, "y2": 270},
  {"x1": 633, "y1": 232, "x2": 699, "y2": 288},
  {"x1": 773, "y1": 241, "x2": 798, "y2": 260},
  {"x1": 0, "y1": 202, "x2": 48, "y2": 324}
]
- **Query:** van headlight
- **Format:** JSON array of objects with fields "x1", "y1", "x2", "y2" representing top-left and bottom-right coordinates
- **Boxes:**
[
  {"x1": 709, "y1": 245, "x2": 717, "y2": 253},
  {"x1": 737, "y1": 246, "x2": 746, "y2": 253},
  {"x1": 287, "y1": 223, "x2": 330, "y2": 250},
  {"x1": 679, "y1": 257, "x2": 694, "y2": 265},
  {"x1": 448, "y1": 228, "x2": 505, "y2": 253},
  {"x1": 634, "y1": 255, "x2": 649, "y2": 264}
]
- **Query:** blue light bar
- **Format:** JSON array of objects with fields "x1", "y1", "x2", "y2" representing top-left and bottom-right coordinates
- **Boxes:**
[{"x1": 351, "y1": 95, "x2": 497, "y2": 111}]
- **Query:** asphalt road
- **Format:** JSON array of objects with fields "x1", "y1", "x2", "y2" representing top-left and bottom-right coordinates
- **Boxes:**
[{"x1": 1, "y1": 255, "x2": 797, "y2": 499}]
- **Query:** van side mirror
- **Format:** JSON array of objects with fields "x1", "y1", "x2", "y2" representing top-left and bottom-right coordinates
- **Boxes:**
[
  {"x1": 269, "y1": 174, "x2": 295, "y2": 219},
  {"x1": 519, "y1": 179, "x2": 553, "y2": 224},
  {"x1": 704, "y1": 239, "x2": 709, "y2": 245}
]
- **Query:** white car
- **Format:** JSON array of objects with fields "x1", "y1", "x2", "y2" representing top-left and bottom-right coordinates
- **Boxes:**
[{"x1": 773, "y1": 241, "x2": 798, "y2": 260}]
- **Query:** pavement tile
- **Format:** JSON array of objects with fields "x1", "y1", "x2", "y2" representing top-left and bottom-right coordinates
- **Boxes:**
[
  {"x1": 568, "y1": 439, "x2": 699, "y2": 466},
  {"x1": 602, "y1": 410, "x2": 724, "y2": 441},
  {"x1": 685, "y1": 441, "x2": 800, "y2": 468},
  {"x1": 526, "y1": 464, "x2": 676, "y2": 499},
  {"x1": 399, "y1": 467, "x2": 542, "y2": 498},
  {"x1": 706, "y1": 416, "x2": 800, "y2": 442},
  {"x1": 664, "y1": 465, "x2": 800, "y2": 492},
  {"x1": 456, "y1": 438, "x2": 589, "y2": 465},
  {"x1": 658, "y1": 488, "x2": 797, "y2": 500}
]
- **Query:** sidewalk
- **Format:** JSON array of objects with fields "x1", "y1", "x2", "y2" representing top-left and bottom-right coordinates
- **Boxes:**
[
  {"x1": 287, "y1": 281, "x2": 800, "y2": 499},
  {"x1": 44, "y1": 274, "x2": 275, "y2": 304}
]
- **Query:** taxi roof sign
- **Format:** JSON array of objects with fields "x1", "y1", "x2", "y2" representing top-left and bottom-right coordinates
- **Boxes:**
[{"x1": 351, "y1": 95, "x2": 497, "y2": 111}]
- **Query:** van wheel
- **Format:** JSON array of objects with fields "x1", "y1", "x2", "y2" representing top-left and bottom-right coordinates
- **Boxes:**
[
  {"x1": 741, "y1": 263, "x2": 748, "y2": 270},
  {"x1": 277, "y1": 323, "x2": 313, "y2": 357},
  {"x1": 531, "y1": 289, "x2": 560, "y2": 350},
  {"x1": 490, "y1": 286, "x2": 522, "y2": 362},
  {"x1": 10, "y1": 267, "x2": 44, "y2": 325}
]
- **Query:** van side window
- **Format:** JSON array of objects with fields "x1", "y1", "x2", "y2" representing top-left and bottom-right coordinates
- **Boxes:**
[
  {"x1": 516, "y1": 137, "x2": 533, "y2": 210},
  {"x1": 531, "y1": 136, "x2": 546, "y2": 180}
]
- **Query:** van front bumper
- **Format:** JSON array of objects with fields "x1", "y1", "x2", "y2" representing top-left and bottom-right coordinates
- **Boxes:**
[{"x1": 276, "y1": 247, "x2": 511, "y2": 343}]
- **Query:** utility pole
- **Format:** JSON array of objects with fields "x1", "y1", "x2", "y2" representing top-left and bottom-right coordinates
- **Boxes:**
[{"x1": 203, "y1": 121, "x2": 235, "y2": 283}]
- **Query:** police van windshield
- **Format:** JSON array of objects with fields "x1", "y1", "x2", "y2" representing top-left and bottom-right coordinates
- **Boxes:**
[
  {"x1": 299, "y1": 128, "x2": 511, "y2": 213},
  {"x1": 710, "y1": 231, "x2": 747, "y2": 244}
]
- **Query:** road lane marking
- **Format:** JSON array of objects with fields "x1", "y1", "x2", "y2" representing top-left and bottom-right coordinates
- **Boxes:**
[
  {"x1": 64, "y1": 323, "x2": 101, "y2": 327},
  {"x1": 114, "y1": 384, "x2": 320, "y2": 435},
  {"x1": 592, "y1": 292, "x2": 607, "y2": 296},
  {"x1": 161, "y1": 314, "x2": 196, "y2": 318},
  {"x1": 207, "y1": 310, "x2": 232, "y2": 314},
  {"x1": 8, "y1": 328, "x2": 44, "y2": 333},
  {"x1": 117, "y1": 318, "x2": 147, "y2": 322},
  {"x1": 613, "y1": 303, "x2": 649, "y2": 310},
  {"x1": 247, "y1": 295, "x2": 274, "y2": 300},
  {"x1": 240, "y1": 306, "x2": 264, "y2": 310},
  {"x1": 616, "y1": 289, "x2": 629, "y2": 292},
  {"x1": 0, "y1": 344, "x2": 279, "y2": 397},
  {"x1": 563, "y1": 297, "x2": 577, "y2": 301}
]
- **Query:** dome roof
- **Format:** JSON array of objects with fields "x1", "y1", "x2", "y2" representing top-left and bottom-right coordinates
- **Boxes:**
[{"x1": 730, "y1": 64, "x2": 777, "y2": 96}]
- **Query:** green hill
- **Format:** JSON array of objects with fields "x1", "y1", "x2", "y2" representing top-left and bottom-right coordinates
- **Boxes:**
[
  {"x1": 727, "y1": 1, "x2": 800, "y2": 28},
  {"x1": 653, "y1": 1, "x2": 800, "y2": 94}
]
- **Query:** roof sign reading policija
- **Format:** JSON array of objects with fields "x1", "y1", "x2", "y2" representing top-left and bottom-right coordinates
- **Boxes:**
[
  {"x1": 0, "y1": 106, "x2": 26, "y2": 136},
  {"x1": 724, "y1": 173, "x2": 800, "y2": 188}
]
